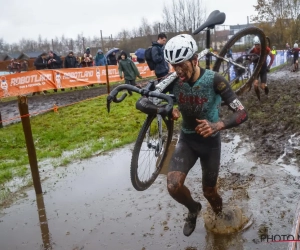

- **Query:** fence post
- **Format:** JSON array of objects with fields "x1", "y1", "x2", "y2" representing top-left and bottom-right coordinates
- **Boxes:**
[
  {"x1": 0, "y1": 109, "x2": 3, "y2": 128},
  {"x1": 100, "y1": 30, "x2": 110, "y2": 94},
  {"x1": 18, "y1": 96, "x2": 42, "y2": 195}
]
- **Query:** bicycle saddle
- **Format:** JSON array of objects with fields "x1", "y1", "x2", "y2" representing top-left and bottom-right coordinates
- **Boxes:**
[{"x1": 193, "y1": 10, "x2": 226, "y2": 34}]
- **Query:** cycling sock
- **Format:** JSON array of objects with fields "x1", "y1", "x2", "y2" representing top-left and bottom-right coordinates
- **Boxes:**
[
  {"x1": 254, "y1": 87, "x2": 260, "y2": 101},
  {"x1": 183, "y1": 202, "x2": 202, "y2": 237},
  {"x1": 264, "y1": 86, "x2": 269, "y2": 95}
]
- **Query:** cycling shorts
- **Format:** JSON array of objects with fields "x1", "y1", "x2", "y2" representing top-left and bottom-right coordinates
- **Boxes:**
[
  {"x1": 294, "y1": 57, "x2": 299, "y2": 64},
  {"x1": 168, "y1": 131, "x2": 221, "y2": 187},
  {"x1": 256, "y1": 71, "x2": 267, "y2": 83}
]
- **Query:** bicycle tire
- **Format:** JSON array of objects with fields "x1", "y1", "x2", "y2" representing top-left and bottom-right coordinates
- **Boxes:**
[
  {"x1": 130, "y1": 114, "x2": 174, "y2": 191},
  {"x1": 213, "y1": 26, "x2": 267, "y2": 95}
]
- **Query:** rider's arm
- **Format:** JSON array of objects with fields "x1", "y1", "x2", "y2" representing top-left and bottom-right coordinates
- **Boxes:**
[{"x1": 213, "y1": 74, "x2": 248, "y2": 130}]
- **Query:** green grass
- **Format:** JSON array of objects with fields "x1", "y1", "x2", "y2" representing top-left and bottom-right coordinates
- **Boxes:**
[{"x1": 0, "y1": 93, "x2": 146, "y2": 185}]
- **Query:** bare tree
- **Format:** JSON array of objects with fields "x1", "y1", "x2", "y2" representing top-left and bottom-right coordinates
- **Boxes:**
[{"x1": 162, "y1": 0, "x2": 206, "y2": 33}]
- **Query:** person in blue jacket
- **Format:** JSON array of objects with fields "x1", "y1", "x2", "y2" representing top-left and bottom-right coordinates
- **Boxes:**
[{"x1": 95, "y1": 49, "x2": 107, "y2": 66}]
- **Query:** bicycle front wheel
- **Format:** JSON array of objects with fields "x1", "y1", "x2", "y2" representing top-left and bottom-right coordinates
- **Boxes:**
[
  {"x1": 130, "y1": 114, "x2": 174, "y2": 191},
  {"x1": 213, "y1": 27, "x2": 267, "y2": 95}
]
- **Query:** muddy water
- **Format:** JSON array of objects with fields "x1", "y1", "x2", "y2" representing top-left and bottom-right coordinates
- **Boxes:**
[{"x1": 1, "y1": 133, "x2": 300, "y2": 250}]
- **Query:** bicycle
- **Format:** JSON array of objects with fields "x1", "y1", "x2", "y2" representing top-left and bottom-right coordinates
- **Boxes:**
[
  {"x1": 193, "y1": 10, "x2": 267, "y2": 96},
  {"x1": 107, "y1": 82, "x2": 175, "y2": 191},
  {"x1": 107, "y1": 10, "x2": 267, "y2": 191}
]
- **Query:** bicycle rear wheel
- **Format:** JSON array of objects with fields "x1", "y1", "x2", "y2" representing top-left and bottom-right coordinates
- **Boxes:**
[
  {"x1": 130, "y1": 114, "x2": 174, "y2": 191},
  {"x1": 213, "y1": 27, "x2": 267, "y2": 95}
]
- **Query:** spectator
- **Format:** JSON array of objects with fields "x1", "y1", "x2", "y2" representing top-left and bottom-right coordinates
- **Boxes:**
[
  {"x1": 95, "y1": 49, "x2": 107, "y2": 66},
  {"x1": 226, "y1": 48, "x2": 233, "y2": 60},
  {"x1": 108, "y1": 52, "x2": 118, "y2": 65},
  {"x1": 118, "y1": 51, "x2": 142, "y2": 95},
  {"x1": 21, "y1": 60, "x2": 28, "y2": 71},
  {"x1": 151, "y1": 32, "x2": 169, "y2": 81},
  {"x1": 47, "y1": 51, "x2": 62, "y2": 69},
  {"x1": 34, "y1": 52, "x2": 48, "y2": 70},
  {"x1": 82, "y1": 47, "x2": 93, "y2": 67},
  {"x1": 47, "y1": 51, "x2": 63, "y2": 92},
  {"x1": 76, "y1": 56, "x2": 82, "y2": 68},
  {"x1": 33, "y1": 52, "x2": 48, "y2": 95},
  {"x1": 9, "y1": 59, "x2": 21, "y2": 73},
  {"x1": 271, "y1": 46, "x2": 277, "y2": 56},
  {"x1": 64, "y1": 51, "x2": 78, "y2": 68}
]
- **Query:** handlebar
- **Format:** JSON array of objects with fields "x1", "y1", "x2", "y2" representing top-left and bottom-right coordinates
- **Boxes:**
[{"x1": 106, "y1": 84, "x2": 174, "y2": 116}]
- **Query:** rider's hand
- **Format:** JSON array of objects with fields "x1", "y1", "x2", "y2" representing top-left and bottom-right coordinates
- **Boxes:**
[
  {"x1": 266, "y1": 66, "x2": 270, "y2": 72},
  {"x1": 171, "y1": 108, "x2": 180, "y2": 121},
  {"x1": 120, "y1": 76, "x2": 123, "y2": 80},
  {"x1": 195, "y1": 119, "x2": 224, "y2": 137}
]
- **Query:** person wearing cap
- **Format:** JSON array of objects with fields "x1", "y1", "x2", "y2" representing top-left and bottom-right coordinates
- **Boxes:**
[
  {"x1": 118, "y1": 51, "x2": 142, "y2": 95},
  {"x1": 95, "y1": 49, "x2": 107, "y2": 66},
  {"x1": 83, "y1": 47, "x2": 93, "y2": 67},
  {"x1": 64, "y1": 51, "x2": 78, "y2": 68}
]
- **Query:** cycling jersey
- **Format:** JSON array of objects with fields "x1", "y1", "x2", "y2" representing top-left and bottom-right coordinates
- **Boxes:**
[
  {"x1": 166, "y1": 68, "x2": 248, "y2": 134},
  {"x1": 249, "y1": 46, "x2": 274, "y2": 71}
]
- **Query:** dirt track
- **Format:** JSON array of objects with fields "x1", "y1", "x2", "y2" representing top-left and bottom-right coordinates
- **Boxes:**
[{"x1": 226, "y1": 64, "x2": 300, "y2": 166}]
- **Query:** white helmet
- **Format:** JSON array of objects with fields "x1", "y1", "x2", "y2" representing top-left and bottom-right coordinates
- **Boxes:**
[
  {"x1": 164, "y1": 34, "x2": 198, "y2": 64},
  {"x1": 253, "y1": 36, "x2": 260, "y2": 45},
  {"x1": 294, "y1": 43, "x2": 298, "y2": 48}
]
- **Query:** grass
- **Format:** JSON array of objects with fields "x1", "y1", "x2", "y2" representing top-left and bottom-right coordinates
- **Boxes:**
[{"x1": 0, "y1": 92, "x2": 146, "y2": 185}]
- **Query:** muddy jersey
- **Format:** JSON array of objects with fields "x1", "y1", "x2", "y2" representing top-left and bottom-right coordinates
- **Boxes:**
[
  {"x1": 169, "y1": 68, "x2": 248, "y2": 134},
  {"x1": 250, "y1": 46, "x2": 274, "y2": 71}
]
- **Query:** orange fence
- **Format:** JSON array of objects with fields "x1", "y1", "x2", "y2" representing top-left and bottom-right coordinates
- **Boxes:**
[{"x1": 0, "y1": 63, "x2": 156, "y2": 98}]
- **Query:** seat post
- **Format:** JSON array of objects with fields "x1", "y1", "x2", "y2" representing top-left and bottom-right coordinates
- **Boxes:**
[{"x1": 206, "y1": 29, "x2": 211, "y2": 70}]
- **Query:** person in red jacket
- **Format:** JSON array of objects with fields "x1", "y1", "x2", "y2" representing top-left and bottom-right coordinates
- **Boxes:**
[{"x1": 249, "y1": 36, "x2": 274, "y2": 101}]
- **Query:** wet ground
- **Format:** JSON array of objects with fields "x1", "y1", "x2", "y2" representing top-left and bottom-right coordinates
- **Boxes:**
[{"x1": 1, "y1": 66, "x2": 300, "y2": 250}]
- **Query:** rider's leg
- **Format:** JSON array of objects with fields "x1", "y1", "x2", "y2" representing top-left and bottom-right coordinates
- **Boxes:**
[
  {"x1": 200, "y1": 134, "x2": 222, "y2": 215},
  {"x1": 254, "y1": 78, "x2": 261, "y2": 100},
  {"x1": 167, "y1": 133, "x2": 201, "y2": 236},
  {"x1": 259, "y1": 72, "x2": 268, "y2": 95},
  {"x1": 167, "y1": 136, "x2": 199, "y2": 212}
]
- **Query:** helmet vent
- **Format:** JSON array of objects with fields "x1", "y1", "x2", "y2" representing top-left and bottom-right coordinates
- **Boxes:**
[
  {"x1": 182, "y1": 48, "x2": 189, "y2": 57},
  {"x1": 170, "y1": 50, "x2": 174, "y2": 60},
  {"x1": 176, "y1": 49, "x2": 182, "y2": 58}
]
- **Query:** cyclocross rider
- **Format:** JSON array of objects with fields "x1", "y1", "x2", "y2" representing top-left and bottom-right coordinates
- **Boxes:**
[
  {"x1": 291, "y1": 43, "x2": 300, "y2": 72},
  {"x1": 249, "y1": 36, "x2": 274, "y2": 101},
  {"x1": 163, "y1": 34, "x2": 248, "y2": 236}
]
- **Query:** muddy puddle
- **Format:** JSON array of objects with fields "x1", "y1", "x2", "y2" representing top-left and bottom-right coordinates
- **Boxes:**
[{"x1": 1, "y1": 132, "x2": 300, "y2": 250}]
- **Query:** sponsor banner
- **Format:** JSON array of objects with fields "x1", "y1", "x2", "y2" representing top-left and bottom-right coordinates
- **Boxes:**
[{"x1": 0, "y1": 63, "x2": 158, "y2": 98}]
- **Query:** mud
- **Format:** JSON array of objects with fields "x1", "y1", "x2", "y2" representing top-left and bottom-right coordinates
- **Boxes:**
[
  {"x1": 0, "y1": 66, "x2": 300, "y2": 250},
  {"x1": 226, "y1": 64, "x2": 300, "y2": 166}
]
